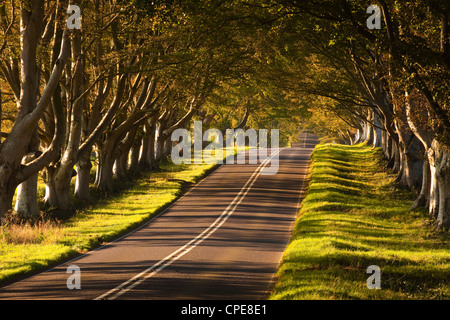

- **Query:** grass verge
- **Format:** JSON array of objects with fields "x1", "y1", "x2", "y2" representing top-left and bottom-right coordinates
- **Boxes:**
[
  {"x1": 269, "y1": 143, "x2": 449, "y2": 300},
  {"x1": 0, "y1": 159, "x2": 220, "y2": 287}
]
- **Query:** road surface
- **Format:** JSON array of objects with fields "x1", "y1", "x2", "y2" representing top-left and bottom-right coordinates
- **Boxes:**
[{"x1": 0, "y1": 133, "x2": 318, "y2": 300}]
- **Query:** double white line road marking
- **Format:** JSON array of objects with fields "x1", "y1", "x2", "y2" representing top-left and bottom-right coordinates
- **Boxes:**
[{"x1": 95, "y1": 148, "x2": 282, "y2": 300}]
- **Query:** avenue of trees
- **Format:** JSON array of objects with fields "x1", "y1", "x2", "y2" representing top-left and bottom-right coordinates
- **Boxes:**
[
  {"x1": 0, "y1": 0, "x2": 448, "y2": 230},
  {"x1": 270, "y1": 0, "x2": 450, "y2": 230}
]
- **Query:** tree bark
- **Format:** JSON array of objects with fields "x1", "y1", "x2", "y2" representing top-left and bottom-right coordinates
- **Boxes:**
[
  {"x1": 115, "y1": 125, "x2": 140, "y2": 180},
  {"x1": 410, "y1": 157, "x2": 431, "y2": 211},
  {"x1": 14, "y1": 154, "x2": 40, "y2": 219},
  {"x1": 0, "y1": 1, "x2": 43, "y2": 217},
  {"x1": 372, "y1": 112, "x2": 383, "y2": 148},
  {"x1": 96, "y1": 147, "x2": 116, "y2": 193},
  {"x1": 428, "y1": 152, "x2": 439, "y2": 219},
  {"x1": 145, "y1": 115, "x2": 159, "y2": 169},
  {"x1": 43, "y1": 28, "x2": 84, "y2": 211},
  {"x1": 354, "y1": 128, "x2": 362, "y2": 144},
  {"x1": 393, "y1": 104, "x2": 424, "y2": 190},
  {"x1": 129, "y1": 132, "x2": 142, "y2": 175},
  {"x1": 394, "y1": 134, "x2": 423, "y2": 190},
  {"x1": 139, "y1": 114, "x2": 158, "y2": 170},
  {"x1": 0, "y1": 1, "x2": 70, "y2": 219},
  {"x1": 114, "y1": 153, "x2": 129, "y2": 180},
  {"x1": 433, "y1": 140, "x2": 450, "y2": 229},
  {"x1": 405, "y1": 89, "x2": 438, "y2": 214},
  {"x1": 364, "y1": 114, "x2": 374, "y2": 145},
  {"x1": 43, "y1": 165, "x2": 74, "y2": 212},
  {"x1": 74, "y1": 151, "x2": 93, "y2": 201}
]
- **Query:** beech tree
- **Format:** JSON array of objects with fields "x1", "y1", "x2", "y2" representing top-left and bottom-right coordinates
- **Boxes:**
[
  {"x1": 0, "y1": 0, "x2": 71, "y2": 218},
  {"x1": 265, "y1": 0, "x2": 450, "y2": 229}
]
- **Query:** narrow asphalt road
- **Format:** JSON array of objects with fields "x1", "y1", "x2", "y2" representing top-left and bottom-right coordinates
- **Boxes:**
[{"x1": 0, "y1": 133, "x2": 318, "y2": 300}]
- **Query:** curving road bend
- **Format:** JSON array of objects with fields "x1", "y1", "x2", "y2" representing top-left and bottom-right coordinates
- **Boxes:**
[{"x1": 0, "y1": 133, "x2": 318, "y2": 300}]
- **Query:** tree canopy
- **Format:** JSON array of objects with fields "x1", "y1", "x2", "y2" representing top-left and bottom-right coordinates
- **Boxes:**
[{"x1": 0, "y1": 0, "x2": 448, "y2": 229}]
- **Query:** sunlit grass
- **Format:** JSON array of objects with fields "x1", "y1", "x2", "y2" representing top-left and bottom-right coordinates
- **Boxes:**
[
  {"x1": 0, "y1": 145, "x2": 251, "y2": 286},
  {"x1": 269, "y1": 143, "x2": 449, "y2": 300},
  {"x1": 0, "y1": 157, "x2": 220, "y2": 286}
]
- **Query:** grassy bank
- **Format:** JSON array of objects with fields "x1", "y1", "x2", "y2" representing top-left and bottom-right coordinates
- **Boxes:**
[
  {"x1": 269, "y1": 143, "x2": 449, "y2": 300},
  {"x1": 0, "y1": 160, "x2": 219, "y2": 286}
]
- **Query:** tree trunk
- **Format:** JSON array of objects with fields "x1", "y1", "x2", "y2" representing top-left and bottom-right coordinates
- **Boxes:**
[
  {"x1": 390, "y1": 140, "x2": 401, "y2": 173},
  {"x1": 404, "y1": 89, "x2": 437, "y2": 213},
  {"x1": 394, "y1": 113, "x2": 424, "y2": 190},
  {"x1": 155, "y1": 133, "x2": 166, "y2": 165},
  {"x1": 14, "y1": 154, "x2": 40, "y2": 218},
  {"x1": 365, "y1": 121, "x2": 374, "y2": 145},
  {"x1": 372, "y1": 112, "x2": 382, "y2": 148},
  {"x1": 129, "y1": 134, "x2": 142, "y2": 175},
  {"x1": 14, "y1": 125, "x2": 41, "y2": 218},
  {"x1": 114, "y1": 152, "x2": 129, "y2": 180},
  {"x1": 145, "y1": 117, "x2": 158, "y2": 169},
  {"x1": 163, "y1": 136, "x2": 173, "y2": 160},
  {"x1": 43, "y1": 165, "x2": 73, "y2": 212},
  {"x1": 97, "y1": 156, "x2": 115, "y2": 193},
  {"x1": 433, "y1": 140, "x2": 450, "y2": 229},
  {"x1": 44, "y1": 29, "x2": 84, "y2": 212},
  {"x1": 139, "y1": 115, "x2": 158, "y2": 170},
  {"x1": 154, "y1": 119, "x2": 167, "y2": 166},
  {"x1": 0, "y1": 0, "x2": 43, "y2": 219},
  {"x1": 406, "y1": 137, "x2": 424, "y2": 190},
  {"x1": 381, "y1": 129, "x2": 389, "y2": 158},
  {"x1": 138, "y1": 127, "x2": 150, "y2": 169},
  {"x1": 428, "y1": 155, "x2": 439, "y2": 219},
  {"x1": 410, "y1": 157, "x2": 431, "y2": 211},
  {"x1": 354, "y1": 129, "x2": 361, "y2": 144},
  {"x1": 395, "y1": 138, "x2": 423, "y2": 190},
  {"x1": 74, "y1": 150, "x2": 93, "y2": 201},
  {"x1": 94, "y1": 150, "x2": 102, "y2": 187},
  {"x1": 0, "y1": 176, "x2": 16, "y2": 218},
  {"x1": 95, "y1": 141, "x2": 117, "y2": 193}
]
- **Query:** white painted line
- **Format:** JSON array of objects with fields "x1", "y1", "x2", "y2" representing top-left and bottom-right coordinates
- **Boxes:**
[{"x1": 94, "y1": 148, "x2": 283, "y2": 300}]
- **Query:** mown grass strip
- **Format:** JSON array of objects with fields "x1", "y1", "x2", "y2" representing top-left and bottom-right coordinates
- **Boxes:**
[{"x1": 269, "y1": 143, "x2": 449, "y2": 300}]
